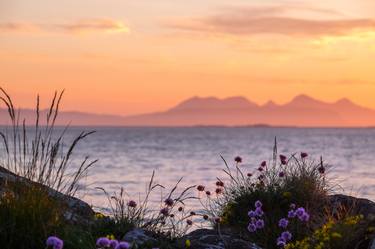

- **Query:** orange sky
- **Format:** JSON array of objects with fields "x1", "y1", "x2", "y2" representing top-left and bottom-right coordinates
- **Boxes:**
[{"x1": 1, "y1": 0, "x2": 375, "y2": 115}]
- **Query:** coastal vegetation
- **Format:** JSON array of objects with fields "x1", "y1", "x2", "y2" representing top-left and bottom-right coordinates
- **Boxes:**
[{"x1": 0, "y1": 88, "x2": 374, "y2": 249}]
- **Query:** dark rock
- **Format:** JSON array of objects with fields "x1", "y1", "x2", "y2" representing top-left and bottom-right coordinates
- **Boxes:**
[
  {"x1": 0, "y1": 166, "x2": 94, "y2": 225},
  {"x1": 123, "y1": 228, "x2": 157, "y2": 245},
  {"x1": 182, "y1": 229, "x2": 261, "y2": 249},
  {"x1": 328, "y1": 194, "x2": 375, "y2": 220}
]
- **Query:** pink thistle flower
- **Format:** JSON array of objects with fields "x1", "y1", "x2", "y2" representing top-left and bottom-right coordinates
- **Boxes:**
[
  {"x1": 234, "y1": 156, "x2": 242, "y2": 163},
  {"x1": 197, "y1": 185, "x2": 205, "y2": 192},
  {"x1": 127, "y1": 200, "x2": 137, "y2": 208}
]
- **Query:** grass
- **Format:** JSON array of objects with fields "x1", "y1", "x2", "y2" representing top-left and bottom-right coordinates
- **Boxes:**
[
  {"x1": 0, "y1": 87, "x2": 97, "y2": 196},
  {"x1": 0, "y1": 179, "x2": 65, "y2": 249}
]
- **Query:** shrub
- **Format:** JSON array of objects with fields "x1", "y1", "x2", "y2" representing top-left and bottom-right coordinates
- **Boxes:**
[
  {"x1": 286, "y1": 215, "x2": 373, "y2": 249},
  {"x1": 199, "y1": 141, "x2": 332, "y2": 248}
]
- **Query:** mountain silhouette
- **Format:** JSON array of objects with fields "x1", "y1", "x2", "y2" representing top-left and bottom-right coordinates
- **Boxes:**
[{"x1": 1, "y1": 94, "x2": 375, "y2": 127}]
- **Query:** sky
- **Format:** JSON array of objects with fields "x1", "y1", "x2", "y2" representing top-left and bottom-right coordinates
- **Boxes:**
[{"x1": 1, "y1": 0, "x2": 375, "y2": 115}]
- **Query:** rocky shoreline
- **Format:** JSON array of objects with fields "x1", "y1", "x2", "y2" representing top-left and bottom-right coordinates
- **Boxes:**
[{"x1": 2, "y1": 165, "x2": 375, "y2": 249}]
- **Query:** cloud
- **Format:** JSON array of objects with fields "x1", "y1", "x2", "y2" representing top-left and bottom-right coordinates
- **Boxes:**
[
  {"x1": 164, "y1": 6, "x2": 375, "y2": 37},
  {"x1": 54, "y1": 19, "x2": 130, "y2": 34},
  {"x1": 0, "y1": 22, "x2": 39, "y2": 33},
  {"x1": 0, "y1": 19, "x2": 130, "y2": 35}
]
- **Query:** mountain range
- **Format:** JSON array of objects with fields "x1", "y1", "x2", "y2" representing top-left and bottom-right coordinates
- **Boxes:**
[{"x1": 1, "y1": 95, "x2": 375, "y2": 127}]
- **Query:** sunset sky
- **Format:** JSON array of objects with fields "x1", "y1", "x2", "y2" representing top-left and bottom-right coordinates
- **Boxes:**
[{"x1": 1, "y1": 0, "x2": 375, "y2": 115}]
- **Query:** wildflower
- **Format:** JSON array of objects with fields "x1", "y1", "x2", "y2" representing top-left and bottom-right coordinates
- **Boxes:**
[
  {"x1": 276, "y1": 237, "x2": 286, "y2": 247},
  {"x1": 109, "y1": 240, "x2": 119, "y2": 249},
  {"x1": 300, "y1": 212, "x2": 310, "y2": 222},
  {"x1": 248, "y1": 210, "x2": 256, "y2": 218},
  {"x1": 164, "y1": 198, "x2": 174, "y2": 206},
  {"x1": 205, "y1": 190, "x2": 211, "y2": 196},
  {"x1": 197, "y1": 185, "x2": 205, "y2": 191},
  {"x1": 255, "y1": 207, "x2": 264, "y2": 217},
  {"x1": 96, "y1": 237, "x2": 110, "y2": 248},
  {"x1": 301, "y1": 152, "x2": 308, "y2": 158},
  {"x1": 256, "y1": 219, "x2": 265, "y2": 229},
  {"x1": 160, "y1": 207, "x2": 169, "y2": 216},
  {"x1": 185, "y1": 239, "x2": 191, "y2": 248},
  {"x1": 178, "y1": 206, "x2": 183, "y2": 212},
  {"x1": 258, "y1": 166, "x2": 264, "y2": 172},
  {"x1": 247, "y1": 173, "x2": 252, "y2": 177},
  {"x1": 318, "y1": 165, "x2": 325, "y2": 174},
  {"x1": 46, "y1": 236, "x2": 63, "y2": 249},
  {"x1": 186, "y1": 219, "x2": 193, "y2": 225},
  {"x1": 287, "y1": 210, "x2": 296, "y2": 218},
  {"x1": 95, "y1": 213, "x2": 105, "y2": 219},
  {"x1": 255, "y1": 200, "x2": 262, "y2": 208},
  {"x1": 290, "y1": 203, "x2": 296, "y2": 209},
  {"x1": 295, "y1": 207, "x2": 306, "y2": 218},
  {"x1": 278, "y1": 218, "x2": 289, "y2": 229},
  {"x1": 261, "y1": 161, "x2": 267, "y2": 167},
  {"x1": 215, "y1": 188, "x2": 223, "y2": 195},
  {"x1": 234, "y1": 156, "x2": 242, "y2": 163},
  {"x1": 115, "y1": 242, "x2": 130, "y2": 249},
  {"x1": 331, "y1": 232, "x2": 342, "y2": 239},
  {"x1": 127, "y1": 200, "x2": 137, "y2": 208},
  {"x1": 216, "y1": 181, "x2": 224, "y2": 187},
  {"x1": 279, "y1": 171, "x2": 285, "y2": 177},
  {"x1": 247, "y1": 223, "x2": 257, "y2": 233},
  {"x1": 107, "y1": 235, "x2": 115, "y2": 240},
  {"x1": 281, "y1": 231, "x2": 292, "y2": 241}
]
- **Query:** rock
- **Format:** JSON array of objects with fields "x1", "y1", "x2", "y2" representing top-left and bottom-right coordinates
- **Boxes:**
[
  {"x1": 123, "y1": 228, "x2": 157, "y2": 245},
  {"x1": 328, "y1": 194, "x2": 375, "y2": 220},
  {"x1": 370, "y1": 239, "x2": 375, "y2": 249},
  {"x1": 182, "y1": 229, "x2": 261, "y2": 249},
  {"x1": 0, "y1": 166, "x2": 94, "y2": 226}
]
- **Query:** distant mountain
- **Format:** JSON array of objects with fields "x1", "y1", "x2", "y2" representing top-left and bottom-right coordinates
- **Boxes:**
[
  {"x1": 121, "y1": 95, "x2": 375, "y2": 127},
  {"x1": 1, "y1": 95, "x2": 375, "y2": 127}
]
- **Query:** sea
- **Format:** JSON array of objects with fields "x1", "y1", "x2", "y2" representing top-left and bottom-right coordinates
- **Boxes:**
[
  {"x1": 3, "y1": 127, "x2": 375, "y2": 211},
  {"x1": 53, "y1": 127, "x2": 375, "y2": 211}
]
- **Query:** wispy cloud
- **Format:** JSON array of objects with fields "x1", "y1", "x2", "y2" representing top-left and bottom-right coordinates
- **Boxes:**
[
  {"x1": 0, "y1": 19, "x2": 130, "y2": 35},
  {"x1": 0, "y1": 22, "x2": 40, "y2": 33},
  {"x1": 54, "y1": 19, "x2": 130, "y2": 34},
  {"x1": 164, "y1": 6, "x2": 375, "y2": 38}
]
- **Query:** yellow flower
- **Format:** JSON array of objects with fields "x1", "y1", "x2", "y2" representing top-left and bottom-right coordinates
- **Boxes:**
[
  {"x1": 185, "y1": 239, "x2": 191, "y2": 248},
  {"x1": 95, "y1": 213, "x2": 105, "y2": 219},
  {"x1": 331, "y1": 232, "x2": 342, "y2": 239},
  {"x1": 106, "y1": 234, "x2": 115, "y2": 240}
]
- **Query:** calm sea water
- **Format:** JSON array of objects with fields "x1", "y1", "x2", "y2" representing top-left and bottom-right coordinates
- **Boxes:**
[{"x1": 52, "y1": 127, "x2": 375, "y2": 210}]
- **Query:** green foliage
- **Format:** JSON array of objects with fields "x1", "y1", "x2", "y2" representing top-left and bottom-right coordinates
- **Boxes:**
[
  {"x1": 201, "y1": 142, "x2": 331, "y2": 248},
  {"x1": 286, "y1": 215, "x2": 373, "y2": 249},
  {"x1": 0, "y1": 181, "x2": 65, "y2": 249}
]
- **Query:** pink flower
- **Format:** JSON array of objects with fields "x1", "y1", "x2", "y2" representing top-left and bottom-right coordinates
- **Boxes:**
[
  {"x1": 127, "y1": 200, "x2": 137, "y2": 208},
  {"x1": 234, "y1": 156, "x2": 242, "y2": 163},
  {"x1": 197, "y1": 185, "x2": 205, "y2": 191},
  {"x1": 164, "y1": 198, "x2": 174, "y2": 206}
]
